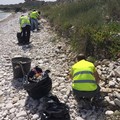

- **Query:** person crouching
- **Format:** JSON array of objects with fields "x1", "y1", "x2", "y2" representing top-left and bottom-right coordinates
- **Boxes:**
[{"x1": 69, "y1": 54, "x2": 102, "y2": 109}]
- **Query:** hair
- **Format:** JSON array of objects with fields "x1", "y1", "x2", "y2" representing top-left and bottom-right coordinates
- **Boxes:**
[
  {"x1": 38, "y1": 11, "x2": 41, "y2": 14},
  {"x1": 35, "y1": 66, "x2": 42, "y2": 73},
  {"x1": 77, "y1": 53, "x2": 86, "y2": 61}
]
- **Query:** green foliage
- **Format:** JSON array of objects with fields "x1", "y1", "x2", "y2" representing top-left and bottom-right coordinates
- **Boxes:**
[
  {"x1": 105, "y1": 0, "x2": 120, "y2": 21},
  {"x1": 86, "y1": 25, "x2": 120, "y2": 58},
  {"x1": 40, "y1": 0, "x2": 120, "y2": 59}
]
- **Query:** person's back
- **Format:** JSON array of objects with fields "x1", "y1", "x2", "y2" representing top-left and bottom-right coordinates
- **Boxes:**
[
  {"x1": 19, "y1": 15, "x2": 31, "y2": 44},
  {"x1": 71, "y1": 59, "x2": 98, "y2": 92},
  {"x1": 20, "y1": 15, "x2": 30, "y2": 28}
]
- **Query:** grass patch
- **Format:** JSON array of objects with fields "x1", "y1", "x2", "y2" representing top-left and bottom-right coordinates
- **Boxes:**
[{"x1": 40, "y1": 0, "x2": 120, "y2": 59}]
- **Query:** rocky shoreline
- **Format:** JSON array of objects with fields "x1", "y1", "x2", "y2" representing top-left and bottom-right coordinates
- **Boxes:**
[{"x1": 0, "y1": 12, "x2": 120, "y2": 120}]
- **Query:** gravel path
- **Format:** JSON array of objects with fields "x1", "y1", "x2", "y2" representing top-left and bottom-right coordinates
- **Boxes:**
[{"x1": 0, "y1": 12, "x2": 74, "y2": 120}]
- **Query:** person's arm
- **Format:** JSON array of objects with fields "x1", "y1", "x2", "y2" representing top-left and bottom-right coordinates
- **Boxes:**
[
  {"x1": 69, "y1": 73, "x2": 73, "y2": 80},
  {"x1": 94, "y1": 70, "x2": 100, "y2": 84},
  {"x1": 69, "y1": 68, "x2": 73, "y2": 81},
  {"x1": 19, "y1": 18, "x2": 22, "y2": 31},
  {"x1": 19, "y1": 18, "x2": 21, "y2": 24},
  {"x1": 65, "y1": 68, "x2": 73, "y2": 82},
  {"x1": 35, "y1": 11, "x2": 39, "y2": 19}
]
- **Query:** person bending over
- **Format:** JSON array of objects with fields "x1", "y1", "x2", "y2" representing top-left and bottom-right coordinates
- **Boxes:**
[
  {"x1": 19, "y1": 15, "x2": 31, "y2": 44},
  {"x1": 29, "y1": 10, "x2": 40, "y2": 32}
]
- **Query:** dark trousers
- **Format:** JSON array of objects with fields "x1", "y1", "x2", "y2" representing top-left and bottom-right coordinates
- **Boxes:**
[
  {"x1": 73, "y1": 85, "x2": 101, "y2": 102},
  {"x1": 21, "y1": 25, "x2": 31, "y2": 43}
]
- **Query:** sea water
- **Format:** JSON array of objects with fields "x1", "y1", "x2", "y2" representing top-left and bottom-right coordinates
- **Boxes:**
[
  {"x1": 0, "y1": 0, "x2": 56, "y2": 5},
  {"x1": 0, "y1": 0, "x2": 56, "y2": 21},
  {"x1": 0, "y1": 0, "x2": 24, "y2": 21},
  {"x1": 0, "y1": 10, "x2": 11, "y2": 21},
  {"x1": 0, "y1": 0, "x2": 24, "y2": 5}
]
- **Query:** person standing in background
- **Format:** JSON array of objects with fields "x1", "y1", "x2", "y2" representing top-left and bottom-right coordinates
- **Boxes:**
[{"x1": 19, "y1": 15, "x2": 31, "y2": 44}]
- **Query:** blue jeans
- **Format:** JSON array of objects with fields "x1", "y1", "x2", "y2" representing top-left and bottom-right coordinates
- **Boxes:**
[{"x1": 30, "y1": 18, "x2": 38, "y2": 31}]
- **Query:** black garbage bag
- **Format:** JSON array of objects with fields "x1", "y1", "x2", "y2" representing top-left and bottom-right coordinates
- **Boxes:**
[
  {"x1": 23, "y1": 67, "x2": 52, "y2": 99},
  {"x1": 41, "y1": 95, "x2": 70, "y2": 120},
  {"x1": 17, "y1": 32, "x2": 23, "y2": 44}
]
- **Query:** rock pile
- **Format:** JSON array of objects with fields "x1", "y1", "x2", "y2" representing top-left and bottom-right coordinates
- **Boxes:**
[{"x1": 96, "y1": 59, "x2": 120, "y2": 119}]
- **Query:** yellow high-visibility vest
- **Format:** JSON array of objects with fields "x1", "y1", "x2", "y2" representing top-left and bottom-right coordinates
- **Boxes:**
[
  {"x1": 20, "y1": 16, "x2": 30, "y2": 28},
  {"x1": 71, "y1": 60, "x2": 97, "y2": 91},
  {"x1": 30, "y1": 11, "x2": 39, "y2": 19}
]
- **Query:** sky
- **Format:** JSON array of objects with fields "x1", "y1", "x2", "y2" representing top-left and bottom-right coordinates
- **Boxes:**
[
  {"x1": 39, "y1": 0, "x2": 56, "y2": 1},
  {"x1": 0, "y1": 0, "x2": 24, "y2": 5},
  {"x1": 0, "y1": 0, "x2": 57, "y2": 5}
]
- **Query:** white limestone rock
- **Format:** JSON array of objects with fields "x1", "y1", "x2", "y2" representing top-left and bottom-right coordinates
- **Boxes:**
[
  {"x1": 32, "y1": 114, "x2": 39, "y2": 120},
  {"x1": 114, "y1": 98, "x2": 120, "y2": 107},
  {"x1": 16, "y1": 111, "x2": 27, "y2": 118},
  {"x1": 105, "y1": 110, "x2": 114, "y2": 115}
]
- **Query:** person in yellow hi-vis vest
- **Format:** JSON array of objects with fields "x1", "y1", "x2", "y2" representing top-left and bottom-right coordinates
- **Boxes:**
[
  {"x1": 70, "y1": 54, "x2": 102, "y2": 109},
  {"x1": 19, "y1": 15, "x2": 31, "y2": 44},
  {"x1": 30, "y1": 10, "x2": 40, "y2": 32}
]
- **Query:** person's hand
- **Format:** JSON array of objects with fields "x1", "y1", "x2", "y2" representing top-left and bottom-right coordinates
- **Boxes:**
[{"x1": 65, "y1": 75, "x2": 72, "y2": 82}]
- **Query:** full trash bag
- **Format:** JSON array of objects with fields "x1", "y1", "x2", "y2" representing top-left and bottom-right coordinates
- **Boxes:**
[
  {"x1": 23, "y1": 67, "x2": 52, "y2": 99},
  {"x1": 17, "y1": 32, "x2": 23, "y2": 44},
  {"x1": 41, "y1": 95, "x2": 70, "y2": 120}
]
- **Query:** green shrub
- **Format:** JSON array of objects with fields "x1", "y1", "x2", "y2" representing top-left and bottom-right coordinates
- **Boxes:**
[{"x1": 40, "y1": 0, "x2": 120, "y2": 59}]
